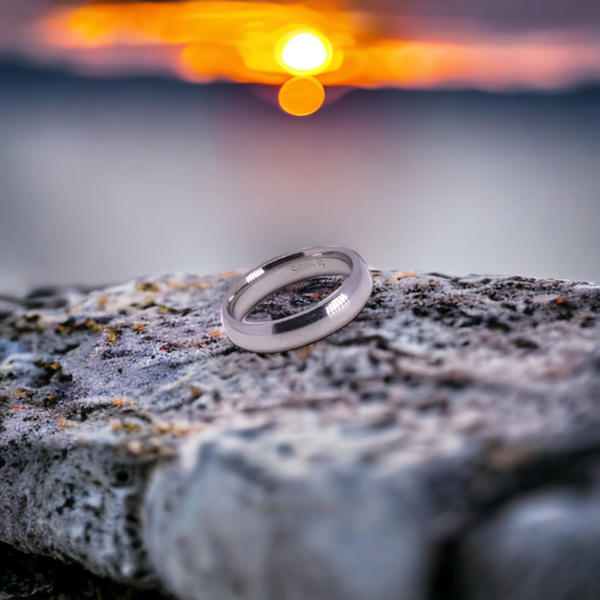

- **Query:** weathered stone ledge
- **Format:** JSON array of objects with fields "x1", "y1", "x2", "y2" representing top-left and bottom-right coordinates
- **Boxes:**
[{"x1": 1, "y1": 271, "x2": 600, "y2": 600}]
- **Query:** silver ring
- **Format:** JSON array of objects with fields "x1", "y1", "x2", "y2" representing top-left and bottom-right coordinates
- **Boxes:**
[{"x1": 220, "y1": 246, "x2": 373, "y2": 353}]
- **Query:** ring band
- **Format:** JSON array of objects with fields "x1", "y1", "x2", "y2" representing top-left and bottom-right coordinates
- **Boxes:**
[{"x1": 220, "y1": 246, "x2": 373, "y2": 353}]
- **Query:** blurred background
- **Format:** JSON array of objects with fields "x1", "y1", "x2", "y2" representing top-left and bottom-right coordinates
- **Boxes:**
[{"x1": 1, "y1": 0, "x2": 600, "y2": 295}]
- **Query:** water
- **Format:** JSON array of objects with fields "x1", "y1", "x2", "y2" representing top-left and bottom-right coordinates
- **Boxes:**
[{"x1": 1, "y1": 62, "x2": 599, "y2": 295}]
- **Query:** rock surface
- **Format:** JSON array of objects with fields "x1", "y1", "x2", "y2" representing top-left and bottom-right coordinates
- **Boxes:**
[
  {"x1": 1, "y1": 270, "x2": 600, "y2": 599},
  {"x1": 0, "y1": 541, "x2": 169, "y2": 600}
]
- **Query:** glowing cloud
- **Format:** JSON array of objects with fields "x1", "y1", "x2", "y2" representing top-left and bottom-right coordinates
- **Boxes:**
[{"x1": 36, "y1": 1, "x2": 600, "y2": 116}]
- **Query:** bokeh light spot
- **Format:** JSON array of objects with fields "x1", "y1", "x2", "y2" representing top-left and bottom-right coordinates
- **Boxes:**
[
  {"x1": 278, "y1": 76, "x2": 325, "y2": 116},
  {"x1": 282, "y1": 33, "x2": 328, "y2": 72}
]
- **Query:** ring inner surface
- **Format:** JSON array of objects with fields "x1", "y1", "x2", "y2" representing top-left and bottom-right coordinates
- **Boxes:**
[{"x1": 230, "y1": 253, "x2": 352, "y2": 322}]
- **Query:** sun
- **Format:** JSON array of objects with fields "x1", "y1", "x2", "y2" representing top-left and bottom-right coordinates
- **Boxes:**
[
  {"x1": 275, "y1": 30, "x2": 332, "y2": 115},
  {"x1": 282, "y1": 32, "x2": 328, "y2": 71},
  {"x1": 278, "y1": 76, "x2": 325, "y2": 116},
  {"x1": 276, "y1": 30, "x2": 332, "y2": 76}
]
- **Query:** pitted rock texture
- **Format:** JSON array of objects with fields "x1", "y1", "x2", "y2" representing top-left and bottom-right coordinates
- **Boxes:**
[{"x1": 1, "y1": 271, "x2": 600, "y2": 600}]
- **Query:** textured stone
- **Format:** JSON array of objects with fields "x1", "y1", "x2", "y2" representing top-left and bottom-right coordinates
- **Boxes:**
[
  {"x1": 461, "y1": 490, "x2": 600, "y2": 600},
  {"x1": 1, "y1": 271, "x2": 600, "y2": 599}
]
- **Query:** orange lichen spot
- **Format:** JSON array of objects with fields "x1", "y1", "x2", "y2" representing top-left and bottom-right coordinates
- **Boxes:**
[
  {"x1": 59, "y1": 422, "x2": 69, "y2": 429},
  {"x1": 137, "y1": 282, "x2": 159, "y2": 292},
  {"x1": 110, "y1": 419, "x2": 141, "y2": 432},
  {"x1": 133, "y1": 323, "x2": 145, "y2": 331},
  {"x1": 127, "y1": 439, "x2": 144, "y2": 454},
  {"x1": 297, "y1": 344, "x2": 315, "y2": 359},
  {"x1": 153, "y1": 419, "x2": 206, "y2": 436},
  {"x1": 84, "y1": 319, "x2": 103, "y2": 332},
  {"x1": 112, "y1": 397, "x2": 126, "y2": 406},
  {"x1": 556, "y1": 297, "x2": 565, "y2": 304},
  {"x1": 47, "y1": 394, "x2": 55, "y2": 401},
  {"x1": 158, "y1": 306, "x2": 178, "y2": 314},
  {"x1": 106, "y1": 328, "x2": 121, "y2": 344},
  {"x1": 97, "y1": 295, "x2": 109, "y2": 310},
  {"x1": 220, "y1": 270, "x2": 242, "y2": 280},
  {"x1": 279, "y1": 76, "x2": 325, "y2": 116},
  {"x1": 395, "y1": 272, "x2": 419, "y2": 280},
  {"x1": 12, "y1": 406, "x2": 25, "y2": 412},
  {"x1": 206, "y1": 328, "x2": 225, "y2": 338},
  {"x1": 189, "y1": 386, "x2": 203, "y2": 399}
]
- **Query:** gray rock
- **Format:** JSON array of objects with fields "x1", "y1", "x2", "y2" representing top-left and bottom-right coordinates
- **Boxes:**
[
  {"x1": 145, "y1": 429, "x2": 430, "y2": 600},
  {"x1": 461, "y1": 490, "x2": 600, "y2": 600},
  {"x1": 1, "y1": 271, "x2": 600, "y2": 599}
]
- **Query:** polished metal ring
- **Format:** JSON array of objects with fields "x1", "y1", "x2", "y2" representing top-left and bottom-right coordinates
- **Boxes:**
[{"x1": 220, "y1": 246, "x2": 373, "y2": 353}]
